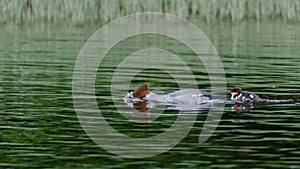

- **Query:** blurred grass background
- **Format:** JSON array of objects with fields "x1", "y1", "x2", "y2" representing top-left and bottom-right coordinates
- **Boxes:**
[{"x1": 0, "y1": 0, "x2": 300, "y2": 25}]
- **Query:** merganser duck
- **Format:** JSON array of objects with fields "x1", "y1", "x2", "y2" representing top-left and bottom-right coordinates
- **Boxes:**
[
  {"x1": 229, "y1": 87, "x2": 261, "y2": 102},
  {"x1": 125, "y1": 83, "x2": 221, "y2": 105}
]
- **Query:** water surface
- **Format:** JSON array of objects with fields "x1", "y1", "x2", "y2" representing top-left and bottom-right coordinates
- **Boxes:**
[{"x1": 0, "y1": 21, "x2": 299, "y2": 168}]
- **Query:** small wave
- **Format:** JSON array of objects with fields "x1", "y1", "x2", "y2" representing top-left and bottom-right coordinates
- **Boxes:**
[{"x1": 260, "y1": 99, "x2": 294, "y2": 103}]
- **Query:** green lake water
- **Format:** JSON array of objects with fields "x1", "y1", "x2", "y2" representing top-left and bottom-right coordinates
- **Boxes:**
[{"x1": 0, "y1": 20, "x2": 299, "y2": 168}]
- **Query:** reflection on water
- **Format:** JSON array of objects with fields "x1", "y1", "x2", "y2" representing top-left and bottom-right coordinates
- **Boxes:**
[{"x1": 0, "y1": 21, "x2": 299, "y2": 168}]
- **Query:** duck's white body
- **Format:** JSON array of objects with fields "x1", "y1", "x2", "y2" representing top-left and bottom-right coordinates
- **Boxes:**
[
  {"x1": 145, "y1": 89, "x2": 213, "y2": 105},
  {"x1": 124, "y1": 83, "x2": 220, "y2": 106}
]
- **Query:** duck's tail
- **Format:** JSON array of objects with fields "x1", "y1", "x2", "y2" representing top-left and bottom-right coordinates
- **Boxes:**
[{"x1": 133, "y1": 83, "x2": 150, "y2": 99}]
